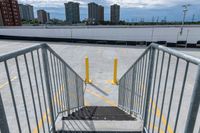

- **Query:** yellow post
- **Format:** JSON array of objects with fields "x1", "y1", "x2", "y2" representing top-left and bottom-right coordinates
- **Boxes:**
[
  {"x1": 85, "y1": 56, "x2": 91, "y2": 83},
  {"x1": 112, "y1": 58, "x2": 118, "y2": 85}
]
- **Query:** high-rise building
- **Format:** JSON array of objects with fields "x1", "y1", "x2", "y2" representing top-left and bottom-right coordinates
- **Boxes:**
[
  {"x1": 19, "y1": 4, "x2": 34, "y2": 21},
  {"x1": 88, "y1": 2, "x2": 104, "y2": 24},
  {"x1": 28, "y1": 5, "x2": 34, "y2": 20},
  {"x1": 88, "y1": 2, "x2": 98, "y2": 23},
  {"x1": 19, "y1": 4, "x2": 25, "y2": 19},
  {"x1": 98, "y1": 5, "x2": 104, "y2": 22},
  {"x1": 111, "y1": 4, "x2": 120, "y2": 24},
  {"x1": 64, "y1": 2, "x2": 80, "y2": 24},
  {"x1": 0, "y1": 0, "x2": 21, "y2": 26},
  {"x1": 47, "y1": 12, "x2": 50, "y2": 23},
  {"x1": 0, "y1": 10, "x2": 3, "y2": 26},
  {"x1": 37, "y1": 10, "x2": 48, "y2": 24}
]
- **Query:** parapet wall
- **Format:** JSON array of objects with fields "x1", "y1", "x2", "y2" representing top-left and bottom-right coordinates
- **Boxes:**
[{"x1": 0, "y1": 26, "x2": 200, "y2": 43}]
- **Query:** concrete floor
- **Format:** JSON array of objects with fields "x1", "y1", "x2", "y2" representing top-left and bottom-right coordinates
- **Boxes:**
[{"x1": 0, "y1": 40, "x2": 200, "y2": 133}]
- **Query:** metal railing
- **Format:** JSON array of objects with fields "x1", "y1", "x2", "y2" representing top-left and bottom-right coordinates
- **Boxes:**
[
  {"x1": 118, "y1": 43, "x2": 200, "y2": 133},
  {"x1": 0, "y1": 44, "x2": 84, "y2": 133}
]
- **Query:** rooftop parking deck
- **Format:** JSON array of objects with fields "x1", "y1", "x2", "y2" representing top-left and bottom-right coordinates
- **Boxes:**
[
  {"x1": 0, "y1": 40, "x2": 200, "y2": 107},
  {"x1": 0, "y1": 40, "x2": 200, "y2": 133}
]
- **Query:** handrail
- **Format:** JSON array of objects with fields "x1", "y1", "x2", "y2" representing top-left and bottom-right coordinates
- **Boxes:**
[
  {"x1": 44, "y1": 44, "x2": 83, "y2": 80},
  {"x1": 151, "y1": 43, "x2": 200, "y2": 65},
  {"x1": 0, "y1": 43, "x2": 84, "y2": 133},
  {"x1": 118, "y1": 43, "x2": 200, "y2": 133},
  {"x1": 119, "y1": 45, "x2": 151, "y2": 81},
  {"x1": 0, "y1": 44, "x2": 43, "y2": 62},
  {"x1": 119, "y1": 43, "x2": 200, "y2": 81}
]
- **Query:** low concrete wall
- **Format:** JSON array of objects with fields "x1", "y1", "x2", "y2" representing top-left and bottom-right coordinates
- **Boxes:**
[{"x1": 0, "y1": 26, "x2": 200, "y2": 43}]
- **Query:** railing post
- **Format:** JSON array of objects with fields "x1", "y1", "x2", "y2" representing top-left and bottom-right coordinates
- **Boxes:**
[
  {"x1": 184, "y1": 65, "x2": 200, "y2": 133},
  {"x1": 42, "y1": 45, "x2": 56, "y2": 132},
  {"x1": 63, "y1": 66, "x2": 71, "y2": 115},
  {"x1": 130, "y1": 67, "x2": 136, "y2": 114},
  {"x1": 144, "y1": 47, "x2": 155, "y2": 128},
  {"x1": 0, "y1": 93, "x2": 9, "y2": 133},
  {"x1": 75, "y1": 75, "x2": 80, "y2": 109}
]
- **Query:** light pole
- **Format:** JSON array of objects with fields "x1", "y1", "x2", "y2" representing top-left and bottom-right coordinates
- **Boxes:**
[{"x1": 180, "y1": 4, "x2": 191, "y2": 35}]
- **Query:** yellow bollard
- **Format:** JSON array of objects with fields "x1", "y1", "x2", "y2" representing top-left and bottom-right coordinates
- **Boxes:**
[
  {"x1": 85, "y1": 56, "x2": 91, "y2": 83},
  {"x1": 112, "y1": 58, "x2": 118, "y2": 85}
]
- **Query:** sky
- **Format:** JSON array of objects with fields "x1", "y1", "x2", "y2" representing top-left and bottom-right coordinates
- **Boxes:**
[{"x1": 18, "y1": 0, "x2": 200, "y2": 22}]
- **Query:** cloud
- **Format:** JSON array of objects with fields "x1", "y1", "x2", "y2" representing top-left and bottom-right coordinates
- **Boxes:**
[
  {"x1": 18, "y1": 0, "x2": 200, "y2": 8},
  {"x1": 99, "y1": 0, "x2": 200, "y2": 8}
]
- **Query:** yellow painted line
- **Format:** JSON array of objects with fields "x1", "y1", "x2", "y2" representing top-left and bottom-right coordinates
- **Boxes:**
[
  {"x1": 85, "y1": 88, "x2": 117, "y2": 106},
  {"x1": 0, "y1": 76, "x2": 17, "y2": 90},
  {"x1": 149, "y1": 123, "x2": 165, "y2": 133},
  {"x1": 33, "y1": 81, "x2": 173, "y2": 133},
  {"x1": 33, "y1": 84, "x2": 64, "y2": 133},
  {"x1": 103, "y1": 88, "x2": 112, "y2": 93},
  {"x1": 84, "y1": 99, "x2": 91, "y2": 106},
  {"x1": 106, "y1": 80, "x2": 113, "y2": 84},
  {"x1": 85, "y1": 87, "x2": 167, "y2": 133},
  {"x1": 33, "y1": 84, "x2": 82, "y2": 133},
  {"x1": 138, "y1": 82, "x2": 173, "y2": 133},
  {"x1": 150, "y1": 98, "x2": 174, "y2": 133},
  {"x1": 106, "y1": 79, "x2": 119, "y2": 85},
  {"x1": 34, "y1": 109, "x2": 51, "y2": 132},
  {"x1": 90, "y1": 82, "x2": 112, "y2": 93},
  {"x1": 54, "y1": 84, "x2": 64, "y2": 107}
]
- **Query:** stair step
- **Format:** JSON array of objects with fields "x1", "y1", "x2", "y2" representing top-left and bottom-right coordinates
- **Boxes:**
[
  {"x1": 64, "y1": 106, "x2": 136, "y2": 121},
  {"x1": 55, "y1": 106, "x2": 143, "y2": 132}
]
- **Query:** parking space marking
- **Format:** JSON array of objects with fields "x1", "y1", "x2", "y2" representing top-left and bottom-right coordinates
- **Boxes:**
[
  {"x1": 150, "y1": 98, "x2": 174, "y2": 133},
  {"x1": 34, "y1": 84, "x2": 88, "y2": 133},
  {"x1": 86, "y1": 82, "x2": 173, "y2": 133},
  {"x1": 140, "y1": 83, "x2": 174, "y2": 133},
  {"x1": 33, "y1": 84, "x2": 65, "y2": 133},
  {"x1": 84, "y1": 99, "x2": 91, "y2": 106},
  {"x1": 0, "y1": 76, "x2": 17, "y2": 91},
  {"x1": 149, "y1": 123, "x2": 165, "y2": 133},
  {"x1": 103, "y1": 88, "x2": 112, "y2": 93},
  {"x1": 33, "y1": 82, "x2": 173, "y2": 133},
  {"x1": 85, "y1": 88, "x2": 117, "y2": 106}
]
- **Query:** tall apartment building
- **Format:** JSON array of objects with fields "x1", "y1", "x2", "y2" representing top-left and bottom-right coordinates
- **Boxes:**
[
  {"x1": 47, "y1": 12, "x2": 50, "y2": 23},
  {"x1": 98, "y1": 5, "x2": 104, "y2": 22},
  {"x1": 0, "y1": 0, "x2": 21, "y2": 26},
  {"x1": 37, "y1": 10, "x2": 48, "y2": 24},
  {"x1": 88, "y1": 2, "x2": 98, "y2": 22},
  {"x1": 88, "y1": 2, "x2": 104, "y2": 24},
  {"x1": 0, "y1": 10, "x2": 3, "y2": 26},
  {"x1": 64, "y1": 2, "x2": 80, "y2": 24},
  {"x1": 111, "y1": 4, "x2": 120, "y2": 24},
  {"x1": 19, "y1": 4, "x2": 34, "y2": 21}
]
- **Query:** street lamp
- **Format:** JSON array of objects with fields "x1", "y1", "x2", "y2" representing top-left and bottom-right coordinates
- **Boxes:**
[{"x1": 180, "y1": 4, "x2": 191, "y2": 35}]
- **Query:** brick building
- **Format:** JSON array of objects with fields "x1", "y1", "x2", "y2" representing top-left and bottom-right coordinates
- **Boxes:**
[{"x1": 0, "y1": 0, "x2": 21, "y2": 26}]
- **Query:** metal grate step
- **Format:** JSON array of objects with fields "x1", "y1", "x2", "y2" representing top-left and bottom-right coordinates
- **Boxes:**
[
  {"x1": 62, "y1": 106, "x2": 136, "y2": 121},
  {"x1": 55, "y1": 106, "x2": 143, "y2": 133}
]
